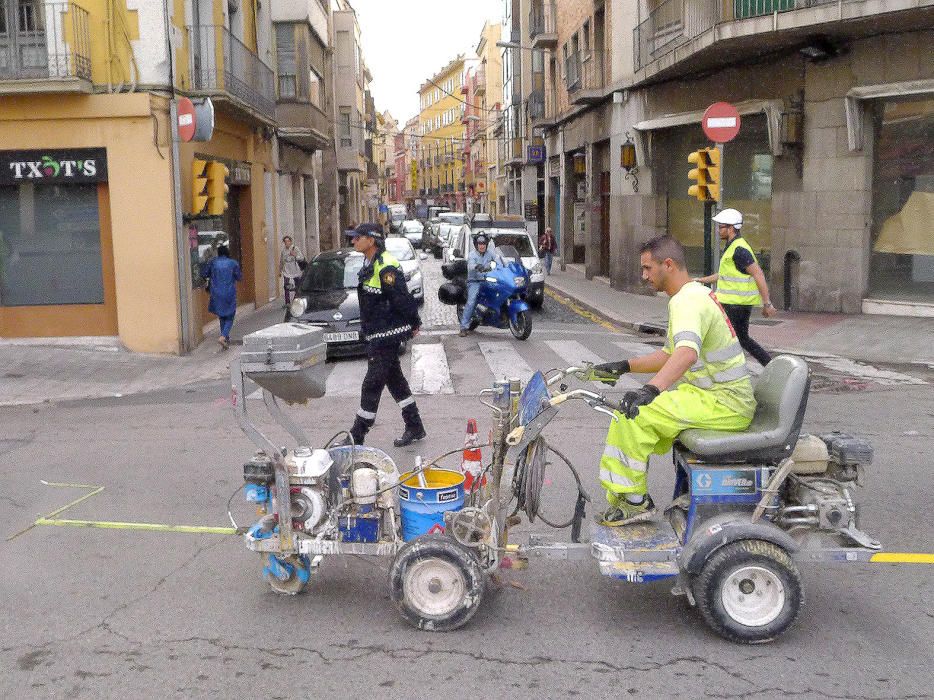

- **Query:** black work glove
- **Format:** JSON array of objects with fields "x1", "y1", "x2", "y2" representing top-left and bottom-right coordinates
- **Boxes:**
[
  {"x1": 474, "y1": 264, "x2": 487, "y2": 272},
  {"x1": 592, "y1": 360, "x2": 631, "y2": 386},
  {"x1": 619, "y1": 384, "x2": 660, "y2": 419}
]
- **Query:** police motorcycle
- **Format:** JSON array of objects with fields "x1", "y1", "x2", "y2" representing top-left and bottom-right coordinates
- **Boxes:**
[{"x1": 438, "y1": 244, "x2": 532, "y2": 340}]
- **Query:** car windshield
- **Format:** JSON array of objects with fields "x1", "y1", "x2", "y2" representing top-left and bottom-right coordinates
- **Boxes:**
[
  {"x1": 490, "y1": 233, "x2": 534, "y2": 256},
  {"x1": 439, "y1": 213, "x2": 466, "y2": 225},
  {"x1": 384, "y1": 238, "x2": 415, "y2": 261},
  {"x1": 300, "y1": 255, "x2": 364, "y2": 291}
]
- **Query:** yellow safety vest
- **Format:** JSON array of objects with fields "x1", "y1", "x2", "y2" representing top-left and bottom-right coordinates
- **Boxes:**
[
  {"x1": 716, "y1": 236, "x2": 762, "y2": 306},
  {"x1": 666, "y1": 282, "x2": 756, "y2": 419},
  {"x1": 362, "y1": 251, "x2": 401, "y2": 294}
]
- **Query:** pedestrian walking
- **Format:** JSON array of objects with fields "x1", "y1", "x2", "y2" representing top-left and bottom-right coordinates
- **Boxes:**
[
  {"x1": 694, "y1": 208, "x2": 774, "y2": 367},
  {"x1": 538, "y1": 226, "x2": 557, "y2": 275},
  {"x1": 345, "y1": 223, "x2": 426, "y2": 448},
  {"x1": 279, "y1": 236, "x2": 305, "y2": 307},
  {"x1": 590, "y1": 235, "x2": 755, "y2": 525},
  {"x1": 460, "y1": 233, "x2": 503, "y2": 337},
  {"x1": 200, "y1": 245, "x2": 241, "y2": 350}
]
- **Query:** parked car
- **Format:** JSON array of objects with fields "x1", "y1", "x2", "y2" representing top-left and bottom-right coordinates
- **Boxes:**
[
  {"x1": 424, "y1": 218, "x2": 444, "y2": 257},
  {"x1": 384, "y1": 235, "x2": 427, "y2": 305},
  {"x1": 388, "y1": 204, "x2": 408, "y2": 233},
  {"x1": 442, "y1": 224, "x2": 470, "y2": 264},
  {"x1": 399, "y1": 220, "x2": 424, "y2": 249},
  {"x1": 449, "y1": 225, "x2": 545, "y2": 308},
  {"x1": 286, "y1": 248, "x2": 408, "y2": 358},
  {"x1": 437, "y1": 211, "x2": 468, "y2": 227}
]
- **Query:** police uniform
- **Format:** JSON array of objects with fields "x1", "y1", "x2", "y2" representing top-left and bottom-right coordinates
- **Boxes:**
[
  {"x1": 716, "y1": 235, "x2": 772, "y2": 367},
  {"x1": 600, "y1": 282, "x2": 755, "y2": 505},
  {"x1": 349, "y1": 248, "x2": 424, "y2": 445}
]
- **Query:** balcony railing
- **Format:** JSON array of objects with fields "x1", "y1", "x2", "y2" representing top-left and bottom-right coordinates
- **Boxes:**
[
  {"x1": 581, "y1": 48, "x2": 609, "y2": 92},
  {"x1": 528, "y1": 90, "x2": 545, "y2": 119},
  {"x1": 634, "y1": 0, "x2": 843, "y2": 71},
  {"x1": 529, "y1": 1, "x2": 556, "y2": 40},
  {"x1": 565, "y1": 53, "x2": 581, "y2": 93},
  {"x1": 0, "y1": 2, "x2": 91, "y2": 83},
  {"x1": 475, "y1": 64, "x2": 486, "y2": 94},
  {"x1": 188, "y1": 24, "x2": 276, "y2": 119}
]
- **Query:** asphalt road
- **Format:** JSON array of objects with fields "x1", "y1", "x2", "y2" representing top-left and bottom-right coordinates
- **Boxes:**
[{"x1": 2, "y1": 260, "x2": 932, "y2": 698}]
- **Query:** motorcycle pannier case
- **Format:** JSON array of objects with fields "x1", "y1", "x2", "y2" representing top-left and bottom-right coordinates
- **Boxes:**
[
  {"x1": 438, "y1": 282, "x2": 467, "y2": 305},
  {"x1": 240, "y1": 323, "x2": 328, "y2": 403}
]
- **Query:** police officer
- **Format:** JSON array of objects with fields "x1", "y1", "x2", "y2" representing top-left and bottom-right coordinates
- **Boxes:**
[
  {"x1": 346, "y1": 223, "x2": 426, "y2": 447},
  {"x1": 695, "y1": 208, "x2": 774, "y2": 367},
  {"x1": 589, "y1": 236, "x2": 755, "y2": 525}
]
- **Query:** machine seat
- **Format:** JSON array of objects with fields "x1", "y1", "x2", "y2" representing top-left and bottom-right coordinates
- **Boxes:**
[{"x1": 678, "y1": 355, "x2": 810, "y2": 463}]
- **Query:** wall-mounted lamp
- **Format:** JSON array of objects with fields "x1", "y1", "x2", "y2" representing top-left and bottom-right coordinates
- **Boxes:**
[
  {"x1": 572, "y1": 151, "x2": 586, "y2": 175},
  {"x1": 780, "y1": 111, "x2": 804, "y2": 146},
  {"x1": 620, "y1": 132, "x2": 639, "y2": 193}
]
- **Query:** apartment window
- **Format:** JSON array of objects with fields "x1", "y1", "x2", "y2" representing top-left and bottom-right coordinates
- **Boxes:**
[
  {"x1": 275, "y1": 24, "x2": 297, "y2": 99},
  {"x1": 339, "y1": 108, "x2": 352, "y2": 147},
  {"x1": 582, "y1": 20, "x2": 591, "y2": 58}
]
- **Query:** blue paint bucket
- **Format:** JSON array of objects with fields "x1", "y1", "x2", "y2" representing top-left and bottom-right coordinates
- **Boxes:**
[{"x1": 399, "y1": 468, "x2": 466, "y2": 542}]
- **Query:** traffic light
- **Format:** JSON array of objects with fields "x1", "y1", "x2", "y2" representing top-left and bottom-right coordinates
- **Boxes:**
[
  {"x1": 206, "y1": 161, "x2": 230, "y2": 215},
  {"x1": 687, "y1": 148, "x2": 721, "y2": 202},
  {"x1": 191, "y1": 158, "x2": 208, "y2": 215}
]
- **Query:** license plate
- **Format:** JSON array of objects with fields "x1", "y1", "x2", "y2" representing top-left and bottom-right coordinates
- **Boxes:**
[{"x1": 324, "y1": 331, "x2": 359, "y2": 343}]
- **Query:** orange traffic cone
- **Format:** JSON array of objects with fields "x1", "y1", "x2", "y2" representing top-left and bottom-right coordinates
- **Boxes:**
[{"x1": 461, "y1": 418, "x2": 485, "y2": 491}]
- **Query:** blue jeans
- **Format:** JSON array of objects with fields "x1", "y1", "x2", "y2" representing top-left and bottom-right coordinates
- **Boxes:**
[
  {"x1": 219, "y1": 315, "x2": 235, "y2": 340},
  {"x1": 543, "y1": 251, "x2": 554, "y2": 275},
  {"x1": 461, "y1": 282, "x2": 482, "y2": 329}
]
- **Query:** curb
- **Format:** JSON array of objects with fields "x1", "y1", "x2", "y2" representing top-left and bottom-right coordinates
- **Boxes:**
[{"x1": 544, "y1": 285, "x2": 667, "y2": 336}]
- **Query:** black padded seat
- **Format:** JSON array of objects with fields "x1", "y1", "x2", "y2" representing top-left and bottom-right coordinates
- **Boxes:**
[{"x1": 678, "y1": 355, "x2": 811, "y2": 464}]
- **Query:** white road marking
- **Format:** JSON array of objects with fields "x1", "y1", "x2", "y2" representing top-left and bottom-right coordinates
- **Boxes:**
[
  {"x1": 478, "y1": 341, "x2": 534, "y2": 385},
  {"x1": 613, "y1": 340, "x2": 659, "y2": 356},
  {"x1": 325, "y1": 357, "x2": 368, "y2": 397},
  {"x1": 547, "y1": 340, "x2": 641, "y2": 389},
  {"x1": 794, "y1": 354, "x2": 926, "y2": 386},
  {"x1": 410, "y1": 343, "x2": 453, "y2": 395}
]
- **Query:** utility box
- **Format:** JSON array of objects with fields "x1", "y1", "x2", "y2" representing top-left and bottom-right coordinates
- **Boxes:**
[{"x1": 241, "y1": 323, "x2": 329, "y2": 404}]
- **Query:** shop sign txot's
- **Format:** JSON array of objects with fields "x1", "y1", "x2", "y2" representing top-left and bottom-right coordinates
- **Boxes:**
[{"x1": 1, "y1": 148, "x2": 108, "y2": 185}]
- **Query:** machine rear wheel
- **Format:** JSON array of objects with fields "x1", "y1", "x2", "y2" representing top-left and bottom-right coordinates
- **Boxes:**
[
  {"x1": 693, "y1": 539, "x2": 802, "y2": 644},
  {"x1": 509, "y1": 311, "x2": 532, "y2": 340},
  {"x1": 389, "y1": 535, "x2": 485, "y2": 632}
]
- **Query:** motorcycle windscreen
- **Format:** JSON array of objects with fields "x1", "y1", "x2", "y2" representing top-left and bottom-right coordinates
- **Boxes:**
[{"x1": 519, "y1": 371, "x2": 551, "y2": 425}]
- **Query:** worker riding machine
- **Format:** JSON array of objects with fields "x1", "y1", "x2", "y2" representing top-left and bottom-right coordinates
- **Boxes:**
[{"x1": 233, "y1": 323, "x2": 896, "y2": 643}]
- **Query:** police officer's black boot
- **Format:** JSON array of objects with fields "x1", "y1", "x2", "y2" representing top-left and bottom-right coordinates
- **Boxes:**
[
  {"x1": 394, "y1": 404, "x2": 426, "y2": 447},
  {"x1": 347, "y1": 415, "x2": 371, "y2": 446}
]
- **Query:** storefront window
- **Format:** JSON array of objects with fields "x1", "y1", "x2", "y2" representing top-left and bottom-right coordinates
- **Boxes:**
[
  {"x1": 868, "y1": 97, "x2": 934, "y2": 303},
  {"x1": 658, "y1": 116, "x2": 773, "y2": 275},
  {"x1": 0, "y1": 183, "x2": 103, "y2": 306}
]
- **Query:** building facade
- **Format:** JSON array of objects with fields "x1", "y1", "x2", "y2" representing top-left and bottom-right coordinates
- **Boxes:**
[{"x1": 417, "y1": 56, "x2": 467, "y2": 211}]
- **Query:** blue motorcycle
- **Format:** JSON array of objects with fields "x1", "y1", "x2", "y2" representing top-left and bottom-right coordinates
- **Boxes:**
[{"x1": 440, "y1": 246, "x2": 532, "y2": 340}]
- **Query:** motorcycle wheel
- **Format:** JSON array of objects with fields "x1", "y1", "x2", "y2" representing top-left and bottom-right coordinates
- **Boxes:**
[
  {"x1": 456, "y1": 304, "x2": 480, "y2": 331},
  {"x1": 509, "y1": 310, "x2": 532, "y2": 340}
]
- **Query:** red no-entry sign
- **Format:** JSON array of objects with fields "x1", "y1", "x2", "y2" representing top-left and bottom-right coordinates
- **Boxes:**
[
  {"x1": 177, "y1": 97, "x2": 196, "y2": 142},
  {"x1": 702, "y1": 102, "x2": 741, "y2": 143}
]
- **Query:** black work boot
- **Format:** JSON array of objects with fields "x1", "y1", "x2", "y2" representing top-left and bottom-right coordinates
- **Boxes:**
[
  {"x1": 347, "y1": 416, "x2": 371, "y2": 446},
  {"x1": 394, "y1": 405, "x2": 426, "y2": 447}
]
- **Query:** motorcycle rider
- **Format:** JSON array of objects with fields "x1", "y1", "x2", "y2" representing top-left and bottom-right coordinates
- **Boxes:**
[
  {"x1": 590, "y1": 235, "x2": 756, "y2": 526},
  {"x1": 460, "y1": 233, "x2": 504, "y2": 337},
  {"x1": 346, "y1": 223, "x2": 426, "y2": 448}
]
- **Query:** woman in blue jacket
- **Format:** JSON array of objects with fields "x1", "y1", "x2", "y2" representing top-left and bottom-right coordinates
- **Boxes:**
[{"x1": 201, "y1": 245, "x2": 241, "y2": 349}]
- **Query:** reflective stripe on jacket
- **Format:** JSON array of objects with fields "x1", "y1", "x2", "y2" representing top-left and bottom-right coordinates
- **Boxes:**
[{"x1": 715, "y1": 236, "x2": 762, "y2": 306}]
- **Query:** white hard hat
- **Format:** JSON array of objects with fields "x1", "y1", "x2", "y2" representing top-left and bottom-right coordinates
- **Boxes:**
[{"x1": 712, "y1": 208, "x2": 743, "y2": 229}]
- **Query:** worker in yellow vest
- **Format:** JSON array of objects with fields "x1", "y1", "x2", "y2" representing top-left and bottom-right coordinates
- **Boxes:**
[
  {"x1": 695, "y1": 208, "x2": 775, "y2": 367},
  {"x1": 589, "y1": 235, "x2": 756, "y2": 526}
]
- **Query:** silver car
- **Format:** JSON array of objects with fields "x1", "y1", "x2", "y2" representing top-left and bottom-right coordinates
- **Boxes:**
[{"x1": 384, "y1": 236, "x2": 427, "y2": 305}]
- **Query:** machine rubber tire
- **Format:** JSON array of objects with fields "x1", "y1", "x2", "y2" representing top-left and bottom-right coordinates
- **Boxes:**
[
  {"x1": 456, "y1": 304, "x2": 479, "y2": 331},
  {"x1": 265, "y1": 554, "x2": 312, "y2": 596},
  {"x1": 692, "y1": 539, "x2": 803, "y2": 644},
  {"x1": 509, "y1": 311, "x2": 532, "y2": 340},
  {"x1": 389, "y1": 534, "x2": 485, "y2": 632}
]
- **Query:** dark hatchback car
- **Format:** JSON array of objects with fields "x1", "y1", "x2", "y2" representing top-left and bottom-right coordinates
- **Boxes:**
[{"x1": 286, "y1": 248, "x2": 408, "y2": 358}]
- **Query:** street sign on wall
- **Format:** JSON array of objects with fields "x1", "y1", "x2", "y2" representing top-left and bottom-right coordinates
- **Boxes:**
[
  {"x1": 527, "y1": 145, "x2": 545, "y2": 164},
  {"x1": 702, "y1": 102, "x2": 741, "y2": 143}
]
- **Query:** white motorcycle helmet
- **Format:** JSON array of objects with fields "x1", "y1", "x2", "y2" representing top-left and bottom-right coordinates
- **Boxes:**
[{"x1": 712, "y1": 208, "x2": 743, "y2": 229}]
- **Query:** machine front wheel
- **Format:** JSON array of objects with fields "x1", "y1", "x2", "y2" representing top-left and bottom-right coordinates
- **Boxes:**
[
  {"x1": 264, "y1": 554, "x2": 312, "y2": 596},
  {"x1": 509, "y1": 311, "x2": 532, "y2": 340},
  {"x1": 693, "y1": 539, "x2": 802, "y2": 644},
  {"x1": 389, "y1": 535, "x2": 485, "y2": 632}
]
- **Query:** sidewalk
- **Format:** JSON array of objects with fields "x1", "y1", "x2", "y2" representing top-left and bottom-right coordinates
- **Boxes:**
[
  {"x1": 546, "y1": 264, "x2": 934, "y2": 367},
  {"x1": 0, "y1": 302, "x2": 286, "y2": 407}
]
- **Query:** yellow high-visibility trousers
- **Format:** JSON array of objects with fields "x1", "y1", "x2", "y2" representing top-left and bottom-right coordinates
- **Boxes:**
[{"x1": 600, "y1": 383, "x2": 751, "y2": 505}]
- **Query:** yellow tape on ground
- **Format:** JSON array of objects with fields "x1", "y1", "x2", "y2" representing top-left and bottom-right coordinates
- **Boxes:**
[
  {"x1": 870, "y1": 552, "x2": 934, "y2": 564},
  {"x1": 544, "y1": 288, "x2": 623, "y2": 333},
  {"x1": 35, "y1": 518, "x2": 237, "y2": 535},
  {"x1": 6, "y1": 482, "x2": 106, "y2": 541}
]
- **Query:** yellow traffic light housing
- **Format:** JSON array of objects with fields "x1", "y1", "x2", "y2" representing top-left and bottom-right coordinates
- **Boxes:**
[
  {"x1": 206, "y1": 161, "x2": 230, "y2": 216},
  {"x1": 191, "y1": 158, "x2": 208, "y2": 215},
  {"x1": 687, "y1": 148, "x2": 720, "y2": 201}
]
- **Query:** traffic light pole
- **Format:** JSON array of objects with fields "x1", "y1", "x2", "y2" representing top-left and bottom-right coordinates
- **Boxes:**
[
  {"x1": 170, "y1": 99, "x2": 192, "y2": 354},
  {"x1": 703, "y1": 200, "x2": 715, "y2": 276},
  {"x1": 712, "y1": 143, "x2": 723, "y2": 276}
]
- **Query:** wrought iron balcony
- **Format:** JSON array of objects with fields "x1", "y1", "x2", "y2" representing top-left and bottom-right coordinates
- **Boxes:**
[
  {"x1": 0, "y1": 2, "x2": 91, "y2": 90},
  {"x1": 187, "y1": 24, "x2": 276, "y2": 120},
  {"x1": 574, "y1": 47, "x2": 610, "y2": 105},
  {"x1": 529, "y1": 1, "x2": 557, "y2": 48}
]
